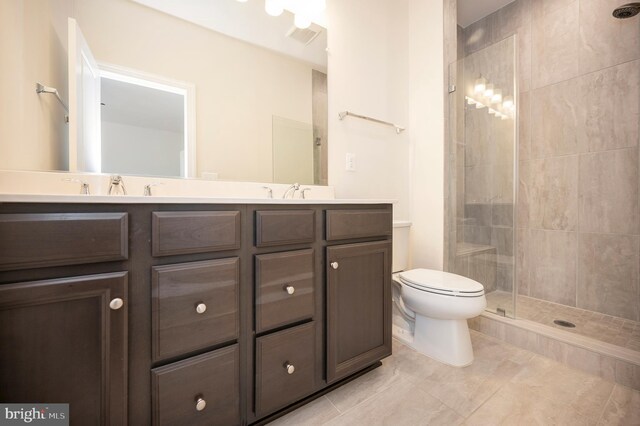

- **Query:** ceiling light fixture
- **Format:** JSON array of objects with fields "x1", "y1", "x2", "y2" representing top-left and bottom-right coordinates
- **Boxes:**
[{"x1": 265, "y1": 0, "x2": 284, "y2": 16}]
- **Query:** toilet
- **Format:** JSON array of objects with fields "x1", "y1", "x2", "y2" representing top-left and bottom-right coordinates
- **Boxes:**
[{"x1": 392, "y1": 268, "x2": 486, "y2": 367}]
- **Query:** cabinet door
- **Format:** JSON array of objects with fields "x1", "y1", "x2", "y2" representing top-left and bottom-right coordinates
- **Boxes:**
[
  {"x1": 326, "y1": 241, "x2": 391, "y2": 383},
  {"x1": 0, "y1": 272, "x2": 128, "y2": 426}
]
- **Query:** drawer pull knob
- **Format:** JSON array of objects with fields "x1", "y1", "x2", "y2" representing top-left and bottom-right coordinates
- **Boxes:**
[
  {"x1": 330, "y1": 261, "x2": 339, "y2": 270},
  {"x1": 285, "y1": 285, "x2": 295, "y2": 295},
  {"x1": 195, "y1": 303, "x2": 207, "y2": 314},
  {"x1": 109, "y1": 298, "x2": 124, "y2": 310},
  {"x1": 284, "y1": 362, "x2": 295, "y2": 375},
  {"x1": 195, "y1": 397, "x2": 207, "y2": 411}
]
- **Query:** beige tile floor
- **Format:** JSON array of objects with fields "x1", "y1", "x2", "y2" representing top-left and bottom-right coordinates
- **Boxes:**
[
  {"x1": 269, "y1": 331, "x2": 640, "y2": 426},
  {"x1": 486, "y1": 291, "x2": 640, "y2": 352}
]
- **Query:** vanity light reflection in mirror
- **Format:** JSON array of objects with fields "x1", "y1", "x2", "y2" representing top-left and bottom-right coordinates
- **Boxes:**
[{"x1": 1, "y1": 0, "x2": 328, "y2": 185}]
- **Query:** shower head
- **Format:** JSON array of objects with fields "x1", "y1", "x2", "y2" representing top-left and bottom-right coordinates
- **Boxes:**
[{"x1": 613, "y1": 3, "x2": 640, "y2": 18}]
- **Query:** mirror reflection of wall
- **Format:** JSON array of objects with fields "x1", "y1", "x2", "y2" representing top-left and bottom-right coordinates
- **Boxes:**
[
  {"x1": 100, "y1": 74, "x2": 187, "y2": 178},
  {"x1": 0, "y1": 0, "x2": 328, "y2": 184}
]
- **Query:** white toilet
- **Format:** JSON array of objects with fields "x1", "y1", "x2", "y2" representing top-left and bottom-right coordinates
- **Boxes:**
[{"x1": 392, "y1": 268, "x2": 486, "y2": 367}]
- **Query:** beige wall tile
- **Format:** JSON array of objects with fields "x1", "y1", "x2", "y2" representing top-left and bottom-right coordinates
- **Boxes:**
[
  {"x1": 463, "y1": 16, "x2": 494, "y2": 55},
  {"x1": 518, "y1": 91, "x2": 531, "y2": 161},
  {"x1": 465, "y1": 107, "x2": 493, "y2": 167},
  {"x1": 493, "y1": 0, "x2": 531, "y2": 41},
  {"x1": 615, "y1": 360, "x2": 640, "y2": 391},
  {"x1": 517, "y1": 161, "x2": 530, "y2": 229},
  {"x1": 579, "y1": 0, "x2": 640, "y2": 74},
  {"x1": 529, "y1": 229, "x2": 577, "y2": 305},
  {"x1": 516, "y1": 227, "x2": 530, "y2": 296},
  {"x1": 531, "y1": 78, "x2": 581, "y2": 158},
  {"x1": 578, "y1": 148, "x2": 639, "y2": 235},
  {"x1": 579, "y1": 60, "x2": 640, "y2": 153},
  {"x1": 465, "y1": 165, "x2": 492, "y2": 204},
  {"x1": 468, "y1": 251, "x2": 498, "y2": 293},
  {"x1": 531, "y1": 0, "x2": 579, "y2": 88},
  {"x1": 529, "y1": 155, "x2": 579, "y2": 231},
  {"x1": 578, "y1": 233, "x2": 640, "y2": 321}
]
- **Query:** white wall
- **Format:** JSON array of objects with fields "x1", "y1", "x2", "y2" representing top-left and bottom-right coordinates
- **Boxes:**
[
  {"x1": 327, "y1": 0, "x2": 411, "y2": 222},
  {"x1": 408, "y1": 0, "x2": 445, "y2": 269},
  {"x1": 0, "y1": 0, "x2": 71, "y2": 171},
  {"x1": 327, "y1": 0, "x2": 445, "y2": 269}
]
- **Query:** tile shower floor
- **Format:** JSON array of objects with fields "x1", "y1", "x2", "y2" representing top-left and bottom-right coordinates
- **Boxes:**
[
  {"x1": 269, "y1": 332, "x2": 639, "y2": 425},
  {"x1": 486, "y1": 291, "x2": 640, "y2": 352}
]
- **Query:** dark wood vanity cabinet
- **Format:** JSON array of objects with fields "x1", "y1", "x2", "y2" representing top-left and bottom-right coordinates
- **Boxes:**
[
  {"x1": 0, "y1": 272, "x2": 128, "y2": 425},
  {"x1": 0, "y1": 202, "x2": 392, "y2": 426},
  {"x1": 326, "y1": 241, "x2": 392, "y2": 383}
]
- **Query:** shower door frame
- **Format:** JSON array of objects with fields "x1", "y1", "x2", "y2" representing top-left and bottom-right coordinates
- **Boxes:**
[{"x1": 445, "y1": 34, "x2": 519, "y2": 319}]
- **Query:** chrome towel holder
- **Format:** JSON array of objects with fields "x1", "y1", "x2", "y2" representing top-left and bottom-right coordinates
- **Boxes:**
[
  {"x1": 36, "y1": 83, "x2": 69, "y2": 123},
  {"x1": 338, "y1": 110, "x2": 405, "y2": 134}
]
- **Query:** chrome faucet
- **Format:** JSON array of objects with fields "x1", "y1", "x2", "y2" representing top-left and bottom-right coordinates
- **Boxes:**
[
  {"x1": 63, "y1": 178, "x2": 90, "y2": 195},
  {"x1": 262, "y1": 186, "x2": 273, "y2": 199},
  {"x1": 108, "y1": 175, "x2": 127, "y2": 195},
  {"x1": 282, "y1": 183, "x2": 300, "y2": 199},
  {"x1": 143, "y1": 183, "x2": 163, "y2": 196},
  {"x1": 300, "y1": 188, "x2": 311, "y2": 199}
]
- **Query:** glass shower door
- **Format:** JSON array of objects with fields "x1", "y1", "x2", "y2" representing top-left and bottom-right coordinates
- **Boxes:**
[{"x1": 446, "y1": 36, "x2": 517, "y2": 317}]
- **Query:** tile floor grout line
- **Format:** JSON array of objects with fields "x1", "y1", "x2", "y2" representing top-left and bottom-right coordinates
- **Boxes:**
[
  {"x1": 324, "y1": 373, "x2": 410, "y2": 420},
  {"x1": 325, "y1": 395, "x2": 342, "y2": 414},
  {"x1": 458, "y1": 371, "x2": 514, "y2": 421}
]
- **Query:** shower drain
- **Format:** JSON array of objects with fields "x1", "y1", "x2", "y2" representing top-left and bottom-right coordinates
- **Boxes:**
[{"x1": 553, "y1": 319, "x2": 576, "y2": 328}]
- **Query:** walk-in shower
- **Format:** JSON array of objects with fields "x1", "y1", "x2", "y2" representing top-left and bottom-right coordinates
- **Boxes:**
[{"x1": 446, "y1": 0, "x2": 640, "y2": 363}]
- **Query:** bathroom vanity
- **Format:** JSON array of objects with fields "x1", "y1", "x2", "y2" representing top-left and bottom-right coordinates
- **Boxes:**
[{"x1": 0, "y1": 198, "x2": 392, "y2": 425}]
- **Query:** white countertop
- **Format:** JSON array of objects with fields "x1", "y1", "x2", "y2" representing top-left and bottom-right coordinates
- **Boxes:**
[{"x1": 0, "y1": 193, "x2": 396, "y2": 205}]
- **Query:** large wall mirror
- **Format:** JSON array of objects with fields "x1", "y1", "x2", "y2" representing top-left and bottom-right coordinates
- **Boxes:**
[{"x1": 0, "y1": 0, "x2": 328, "y2": 185}]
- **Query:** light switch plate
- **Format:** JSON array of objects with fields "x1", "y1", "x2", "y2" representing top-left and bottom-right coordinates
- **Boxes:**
[{"x1": 345, "y1": 153, "x2": 356, "y2": 171}]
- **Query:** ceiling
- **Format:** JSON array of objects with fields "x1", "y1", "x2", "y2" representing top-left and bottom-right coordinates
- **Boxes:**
[
  {"x1": 101, "y1": 78, "x2": 184, "y2": 133},
  {"x1": 131, "y1": 0, "x2": 327, "y2": 71},
  {"x1": 457, "y1": 0, "x2": 517, "y2": 28}
]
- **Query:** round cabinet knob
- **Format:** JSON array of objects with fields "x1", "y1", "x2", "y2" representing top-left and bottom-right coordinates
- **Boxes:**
[
  {"x1": 284, "y1": 362, "x2": 295, "y2": 375},
  {"x1": 330, "y1": 261, "x2": 339, "y2": 270},
  {"x1": 285, "y1": 285, "x2": 295, "y2": 295},
  {"x1": 195, "y1": 397, "x2": 207, "y2": 412},
  {"x1": 195, "y1": 303, "x2": 207, "y2": 314},
  {"x1": 109, "y1": 298, "x2": 124, "y2": 310}
]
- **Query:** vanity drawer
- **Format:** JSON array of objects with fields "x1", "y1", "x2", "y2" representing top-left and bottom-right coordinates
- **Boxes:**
[
  {"x1": 152, "y1": 258, "x2": 239, "y2": 361},
  {"x1": 152, "y1": 211, "x2": 240, "y2": 257},
  {"x1": 0, "y1": 213, "x2": 128, "y2": 271},
  {"x1": 326, "y1": 209, "x2": 392, "y2": 241},
  {"x1": 255, "y1": 322, "x2": 316, "y2": 417},
  {"x1": 152, "y1": 345, "x2": 240, "y2": 426},
  {"x1": 255, "y1": 249, "x2": 315, "y2": 333},
  {"x1": 255, "y1": 210, "x2": 315, "y2": 247}
]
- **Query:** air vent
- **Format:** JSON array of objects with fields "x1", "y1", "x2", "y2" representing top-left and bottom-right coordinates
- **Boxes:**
[{"x1": 286, "y1": 25, "x2": 322, "y2": 45}]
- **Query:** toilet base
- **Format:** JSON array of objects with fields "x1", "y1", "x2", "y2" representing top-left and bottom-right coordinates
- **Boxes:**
[{"x1": 411, "y1": 315, "x2": 474, "y2": 367}]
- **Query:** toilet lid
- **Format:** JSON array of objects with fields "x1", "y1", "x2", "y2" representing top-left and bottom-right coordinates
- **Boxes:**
[{"x1": 398, "y1": 269, "x2": 484, "y2": 296}]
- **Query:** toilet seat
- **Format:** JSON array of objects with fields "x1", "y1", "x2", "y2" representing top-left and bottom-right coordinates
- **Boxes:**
[{"x1": 398, "y1": 269, "x2": 484, "y2": 297}]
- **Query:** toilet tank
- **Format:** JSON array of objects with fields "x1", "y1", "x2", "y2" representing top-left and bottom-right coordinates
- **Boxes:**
[{"x1": 392, "y1": 222, "x2": 411, "y2": 272}]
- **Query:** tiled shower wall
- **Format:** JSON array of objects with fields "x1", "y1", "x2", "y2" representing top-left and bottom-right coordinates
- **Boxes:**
[{"x1": 462, "y1": 0, "x2": 640, "y2": 321}]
